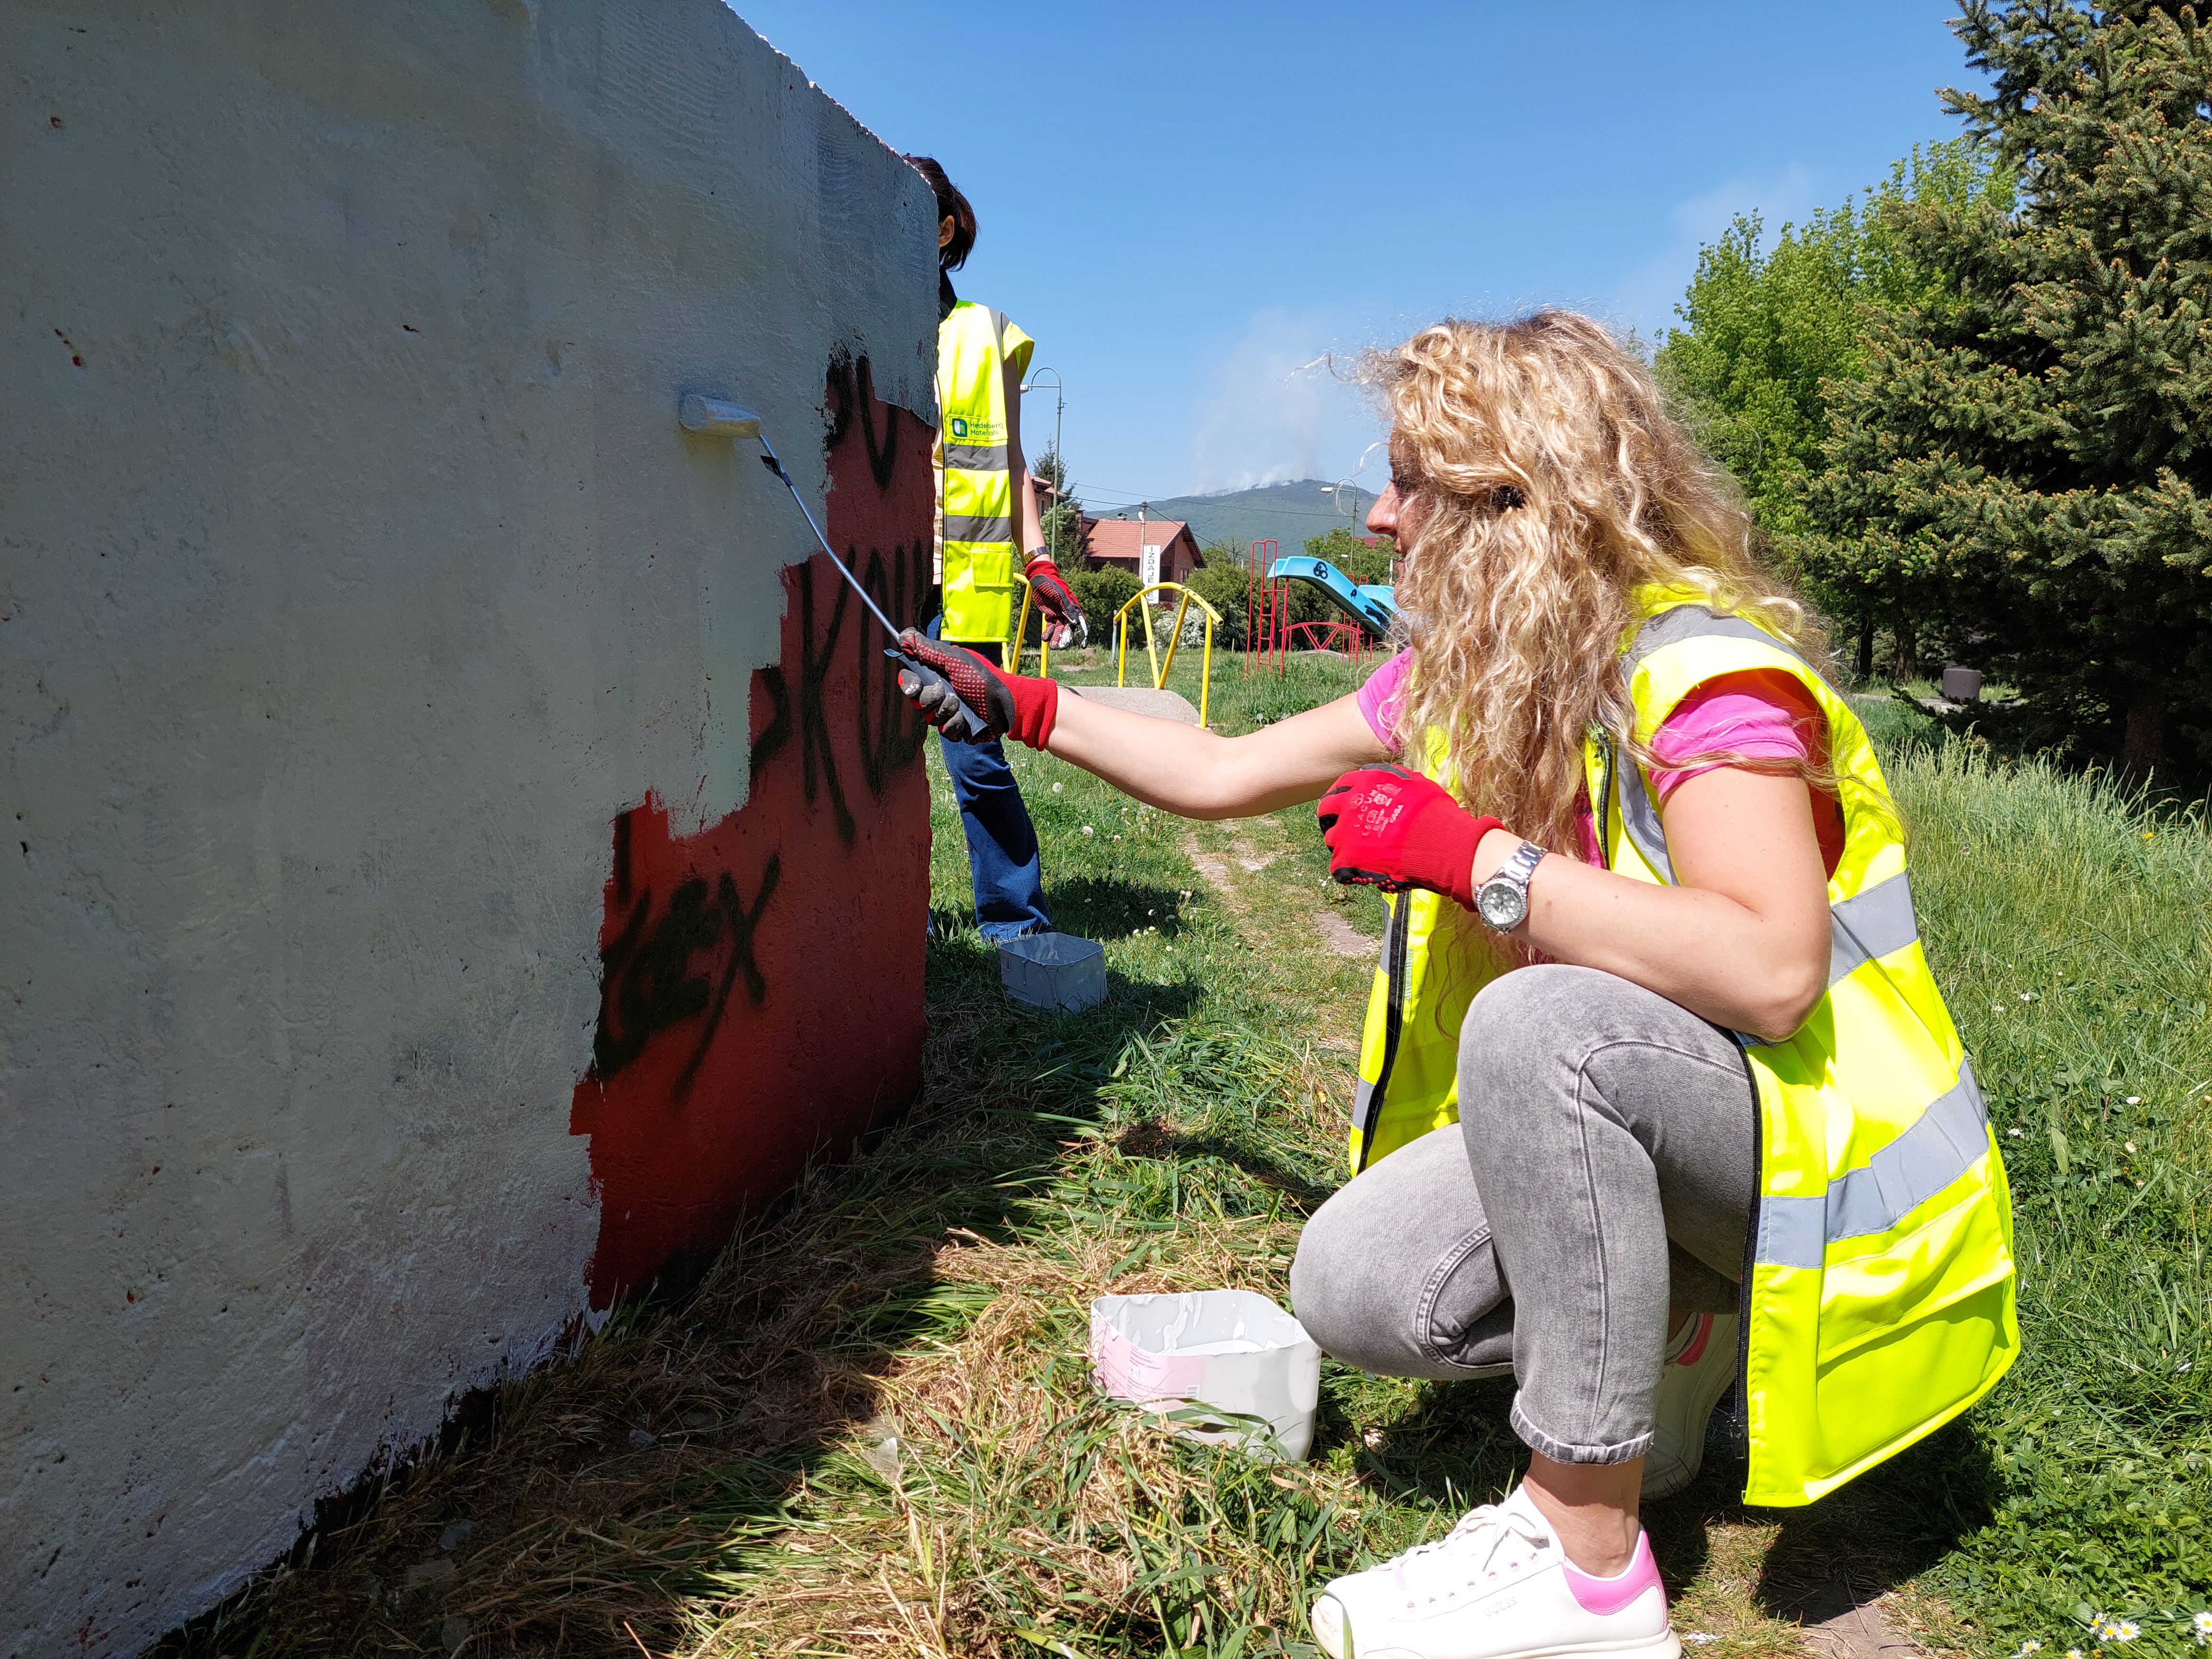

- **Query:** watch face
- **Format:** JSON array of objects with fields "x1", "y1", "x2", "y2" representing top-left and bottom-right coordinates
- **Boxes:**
[{"x1": 1477, "y1": 882, "x2": 1526, "y2": 931}]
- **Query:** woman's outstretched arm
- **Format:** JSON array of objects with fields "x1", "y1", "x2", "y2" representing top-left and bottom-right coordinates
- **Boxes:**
[{"x1": 1045, "y1": 689, "x2": 1391, "y2": 820}]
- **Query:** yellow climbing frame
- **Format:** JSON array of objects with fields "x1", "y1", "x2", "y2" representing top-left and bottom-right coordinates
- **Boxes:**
[
  {"x1": 1009, "y1": 581, "x2": 1054, "y2": 680},
  {"x1": 1114, "y1": 583, "x2": 1219, "y2": 730}
]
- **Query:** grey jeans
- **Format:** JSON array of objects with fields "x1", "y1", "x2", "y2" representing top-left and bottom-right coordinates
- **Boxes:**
[{"x1": 1289, "y1": 965, "x2": 1757, "y2": 1465}]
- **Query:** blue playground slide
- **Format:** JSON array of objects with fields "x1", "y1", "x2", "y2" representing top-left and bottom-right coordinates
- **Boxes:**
[{"x1": 1266, "y1": 556, "x2": 1398, "y2": 635}]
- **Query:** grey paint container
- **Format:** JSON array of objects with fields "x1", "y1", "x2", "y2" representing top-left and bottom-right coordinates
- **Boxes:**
[{"x1": 997, "y1": 931, "x2": 1107, "y2": 1012}]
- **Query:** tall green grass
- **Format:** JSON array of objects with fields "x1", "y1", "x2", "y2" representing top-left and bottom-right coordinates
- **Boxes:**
[{"x1": 1880, "y1": 743, "x2": 2212, "y2": 1656}]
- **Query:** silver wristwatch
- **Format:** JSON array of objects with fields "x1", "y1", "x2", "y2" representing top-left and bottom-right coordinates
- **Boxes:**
[{"x1": 1474, "y1": 841, "x2": 1544, "y2": 932}]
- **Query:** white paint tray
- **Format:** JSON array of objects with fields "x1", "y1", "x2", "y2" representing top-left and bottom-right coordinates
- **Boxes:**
[{"x1": 1089, "y1": 1289, "x2": 1322, "y2": 1461}]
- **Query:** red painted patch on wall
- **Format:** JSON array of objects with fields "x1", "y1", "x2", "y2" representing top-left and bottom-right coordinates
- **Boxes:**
[{"x1": 570, "y1": 359, "x2": 935, "y2": 1304}]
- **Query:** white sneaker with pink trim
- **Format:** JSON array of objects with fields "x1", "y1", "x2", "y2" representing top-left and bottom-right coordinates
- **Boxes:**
[
  {"x1": 1308, "y1": 1483, "x2": 1678, "y2": 1659},
  {"x1": 1641, "y1": 1312, "x2": 1739, "y2": 1501}
]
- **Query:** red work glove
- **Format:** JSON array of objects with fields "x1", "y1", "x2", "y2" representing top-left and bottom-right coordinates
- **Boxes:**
[
  {"x1": 1025, "y1": 554, "x2": 1085, "y2": 648},
  {"x1": 1316, "y1": 764, "x2": 1502, "y2": 909},
  {"x1": 893, "y1": 628, "x2": 1059, "y2": 749}
]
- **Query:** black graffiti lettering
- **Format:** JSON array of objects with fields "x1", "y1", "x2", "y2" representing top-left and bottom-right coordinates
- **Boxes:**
[
  {"x1": 794, "y1": 559, "x2": 856, "y2": 843},
  {"x1": 675, "y1": 853, "x2": 782, "y2": 1099},
  {"x1": 824, "y1": 354, "x2": 902, "y2": 494},
  {"x1": 750, "y1": 667, "x2": 793, "y2": 777},
  {"x1": 593, "y1": 876, "x2": 720, "y2": 1082},
  {"x1": 855, "y1": 538, "x2": 930, "y2": 794},
  {"x1": 591, "y1": 848, "x2": 782, "y2": 1098}
]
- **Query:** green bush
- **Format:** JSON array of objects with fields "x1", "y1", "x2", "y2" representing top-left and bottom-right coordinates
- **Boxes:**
[
  {"x1": 1185, "y1": 557, "x2": 1254, "y2": 648},
  {"x1": 1071, "y1": 564, "x2": 1140, "y2": 628}
]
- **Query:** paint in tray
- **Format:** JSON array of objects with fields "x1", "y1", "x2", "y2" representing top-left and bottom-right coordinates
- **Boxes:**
[{"x1": 1089, "y1": 1289, "x2": 1322, "y2": 1461}]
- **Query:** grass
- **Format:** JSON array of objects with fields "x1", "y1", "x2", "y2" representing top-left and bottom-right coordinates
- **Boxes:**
[{"x1": 162, "y1": 655, "x2": 2212, "y2": 1659}]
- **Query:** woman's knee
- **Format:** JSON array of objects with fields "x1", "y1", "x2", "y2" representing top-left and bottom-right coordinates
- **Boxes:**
[
  {"x1": 1457, "y1": 964, "x2": 1615, "y2": 1118},
  {"x1": 1287, "y1": 1188, "x2": 1380, "y2": 1359}
]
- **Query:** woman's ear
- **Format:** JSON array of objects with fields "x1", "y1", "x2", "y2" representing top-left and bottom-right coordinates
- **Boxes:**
[{"x1": 939, "y1": 215, "x2": 956, "y2": 249}]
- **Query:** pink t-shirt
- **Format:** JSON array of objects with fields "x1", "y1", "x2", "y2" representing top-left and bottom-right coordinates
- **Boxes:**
[{"x1": 1354, "y1": 650, "x2": 1844, "y2": 874}]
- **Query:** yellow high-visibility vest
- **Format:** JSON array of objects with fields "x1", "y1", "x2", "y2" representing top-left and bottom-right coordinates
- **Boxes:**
[
  {"x1": 934, "y1": 301, "x2": 1034, "y2": 644},
  {"x1": 1348, "y1": 590, "x2": 2019, "y2": 1504}
]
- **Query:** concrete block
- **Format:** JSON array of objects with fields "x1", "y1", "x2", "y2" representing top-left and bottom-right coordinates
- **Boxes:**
[
  {"x1": 1, "y1": 0, "x2": 938, "y2": 1649},
  {"x1": 1066, "y1": 685, "x2": 1201, "y2": 724}
]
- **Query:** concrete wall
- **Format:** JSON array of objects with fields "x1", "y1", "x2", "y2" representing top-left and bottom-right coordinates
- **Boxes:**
[{"x1": 0, "y1": 4, "x2": 939, "y2": 1652}]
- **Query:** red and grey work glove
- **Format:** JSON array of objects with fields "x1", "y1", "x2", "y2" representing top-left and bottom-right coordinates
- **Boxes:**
[
  {"x1": 1316, "y1": 764, "x2": 1502, "y2": 910},
  {"x1": 892, "y1": 628, "x2": 1059, "y2": 749},
  {"x1": 1025, "y1": 554, "x2": 1085, "y2": 649}
]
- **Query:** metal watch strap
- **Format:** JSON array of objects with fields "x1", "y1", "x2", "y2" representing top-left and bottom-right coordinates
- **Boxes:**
[{"x1": 1475, "y1": 841, "x2": 1544, "y2": 931}]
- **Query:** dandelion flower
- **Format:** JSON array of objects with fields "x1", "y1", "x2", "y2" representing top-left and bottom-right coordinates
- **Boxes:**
[
  {"x1": 2125, "y1": 1142, "x2": 2137, "y2": 1153},
  {"x1": 1081, "y1": 825, "x2": 1094, "y2": 837},
  {"x1": 1052, "y1": 782, "x2": 1063, "y2": 793}
]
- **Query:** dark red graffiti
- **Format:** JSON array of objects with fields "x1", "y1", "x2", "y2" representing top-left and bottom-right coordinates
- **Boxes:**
[{"x1": 569, "y1": 355, "x2": 935, "y2": 1305}]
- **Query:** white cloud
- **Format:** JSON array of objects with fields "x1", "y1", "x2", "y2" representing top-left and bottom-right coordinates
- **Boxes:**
[
  {"x1": 1186, "y1": 310, "x2": 1386, "y2": 495},
  {"x1": 1610, "y1": 163, "x2": 1825, "y2": 344}
]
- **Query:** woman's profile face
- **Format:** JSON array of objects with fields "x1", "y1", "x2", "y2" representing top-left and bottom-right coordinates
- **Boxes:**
[{"x1": 1367, "y1": 433, "x2": 1428, "y2": 550}]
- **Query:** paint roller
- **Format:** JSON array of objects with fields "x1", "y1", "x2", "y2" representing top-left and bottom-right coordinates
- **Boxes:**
[{"x1": 678, "y1": 393, "x2": 991, "y2": 741}]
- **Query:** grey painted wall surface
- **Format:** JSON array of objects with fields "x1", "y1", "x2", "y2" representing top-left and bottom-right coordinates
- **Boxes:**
[{"x1": 0, "y1": 4, "x2": 936, "y2": 1651}]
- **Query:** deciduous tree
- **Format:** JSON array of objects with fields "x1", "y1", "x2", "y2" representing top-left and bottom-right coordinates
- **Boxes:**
[
  {"x1": 1810, "y1": 1, "x2": 2212, "y2": 772},
  {"x1": 1657, "y1": 141, "x2": 2010, "y2": 679}
]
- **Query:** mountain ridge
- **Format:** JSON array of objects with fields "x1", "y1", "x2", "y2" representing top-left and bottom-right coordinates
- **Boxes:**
[{"x1": 1082, "y1": 478, "x2": 1379, "y2": 564}]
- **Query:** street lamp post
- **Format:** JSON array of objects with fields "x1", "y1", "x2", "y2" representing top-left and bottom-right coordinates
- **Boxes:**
[{"x1": 1019, "y1": 366, "x2": 1065, "y2": 560}]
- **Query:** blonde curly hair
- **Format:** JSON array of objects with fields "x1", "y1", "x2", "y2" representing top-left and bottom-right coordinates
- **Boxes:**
[{"x1": 1373, "y1": 310, "x2": 1830, "y2": 857}]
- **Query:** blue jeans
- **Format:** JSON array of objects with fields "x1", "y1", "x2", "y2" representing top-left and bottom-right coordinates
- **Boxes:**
[{"x1": 926, "y1": 614, "x2": 1051, "y2": 941}]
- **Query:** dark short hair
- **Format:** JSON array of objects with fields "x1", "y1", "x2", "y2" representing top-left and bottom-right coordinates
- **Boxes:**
[{"x1": 903, "y1": 154, "x2": 975, "y2": 272}]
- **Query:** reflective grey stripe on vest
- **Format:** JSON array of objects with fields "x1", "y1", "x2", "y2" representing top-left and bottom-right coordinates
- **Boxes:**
[
  {"x1": 1626, "y1": 606, "x2": 1810, "y2": 672},
  {"x1": 1829, "y1": 872, "x2": 1919, "y2": 986},
  {"x1": 1614, "y1": 742, "x2": 1675, "y2": 882},
  {"x1": 943, "y1": 442, "x2": 1009, "y2": 471},
  {"x1": 1755, "y1": 1063, "x2": 1990, "y2": 1270},
  {"x1": 943, "y1": 512, "x2": 1017, "y2": 544}
]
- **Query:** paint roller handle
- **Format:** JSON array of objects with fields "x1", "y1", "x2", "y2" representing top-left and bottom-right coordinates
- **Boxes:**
[
  {"x1": 887, "y1": 646, "x2": 993, "y2": 744},
  {"x1": 889, "y1": 630, "x2": 1061, "y2": 749}
]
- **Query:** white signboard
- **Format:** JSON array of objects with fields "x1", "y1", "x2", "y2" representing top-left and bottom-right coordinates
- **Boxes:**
[{"x1": 1140, "y1": 543, "x2": 1161, "y2": 591}]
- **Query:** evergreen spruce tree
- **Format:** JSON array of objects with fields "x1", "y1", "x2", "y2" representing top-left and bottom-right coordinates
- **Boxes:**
[{"x1": 1806, "y1": 1, "x2": 2212, "y2": 771}]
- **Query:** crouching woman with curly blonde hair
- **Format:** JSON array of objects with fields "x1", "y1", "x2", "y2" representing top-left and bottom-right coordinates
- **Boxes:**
[{"x1": 895, "y1": 310, "x2": 2018, "y2": 1659}]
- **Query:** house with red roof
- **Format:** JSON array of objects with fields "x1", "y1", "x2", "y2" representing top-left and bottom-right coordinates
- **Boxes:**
[{"x1": 1082, "y1": 516, "x2": 1206, "y2": 592}]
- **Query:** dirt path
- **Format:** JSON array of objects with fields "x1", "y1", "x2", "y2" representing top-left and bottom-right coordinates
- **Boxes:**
[{"x1": 1184, "y1": 825, "x2": 1377, "y2": 965}]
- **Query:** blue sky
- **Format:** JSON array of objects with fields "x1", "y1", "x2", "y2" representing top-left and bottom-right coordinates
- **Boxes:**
[{"x1": 734, "y1": 2, "x2": 1980, "y2": 509}]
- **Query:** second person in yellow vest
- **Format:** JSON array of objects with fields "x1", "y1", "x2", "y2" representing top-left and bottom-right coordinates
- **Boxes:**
[
  {"x1": 904, "y1": 156, "x2": 1083, "y2": 941},
  {"x1": 894, "y1": 311, "x2": 2015, "y2": 1659}
]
